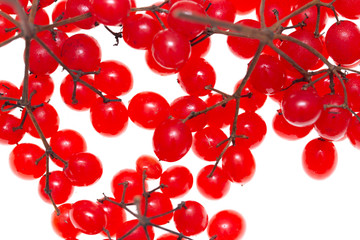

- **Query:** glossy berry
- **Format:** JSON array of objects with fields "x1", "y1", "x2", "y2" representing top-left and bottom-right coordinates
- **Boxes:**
[
  {"x1": 222, "y1": 146, "x2": 256, "y2": 184},
  {"x1": 302, "y1": 138, "x2": 337, "y2": 180},
  {"x1": 64, "y1": 152, "x2": 103, "y2": 186},
  {"x1": 61, "y1": 33, "x2": 101, "y2": 72},
  {"x1": 0, "y1": 80, "x2": 20, "y2": 111},
  {"x1": 111, "y1": 169, "x2": 145, "y2": 203},
  {"x1": 123, "y1": 13, "x2": 162, "y2": 50},
  {"x1": 232, "y1": 111, "x2": 267, "y2": 149},
  {"x1": 136, "y1": 155, "x2": 162, "y2": 179},
  {"x1": 0, "y1": 15, "x2": 16, "y2": 43},
  {"x1": 281, "y1": 87, "x2": 322, "y2": 127},
  {"x1": 178, "y1": 58, "x2": 216, "y2": 96},
  {"x1": 38, "y1": 171, "x2": 74, "y2": 204},
  {"x1": 116, "y1": 220, "x2": 155, "y2": 240},
  {"x1": 70, "y1": 200, "x2": 107, "y2": 235},
  {"x1": 255, "y1": 0, "x2": 291, "y2": 26},
  {"x1": 192, "y1": 126, "x2": 227, "y2": 161},
  {"x1": 174, "y1": 200, "x2": 208, "y2": 236},
  {"x1": 208, "y1": 210, "x2": 246, "y2": 240},
  {"x1": 0, "y1": 113, "x2": 25, "y2": 145},
  {"x1": 145, "y1": 49, "x2": 178, "y2": 76},
  {"x1": 9, "y1": 143, "x2": 46, "y2": 180},
  {"x1": 94, "y1": 60, "x2": 133, "y2": 96},
  {"x1": 235, "y1": 80, "x2": 267, "y2": 112},
  {"x1": 272, "y1": 110, "x2": 313, "y2": 140},
  {"x1": 90, "y1": 96, "x2": 128, "y2": 136},
  {"x1": 325, "y1": 20, "x2": 360, "y2": 65},
  {"x1": 206, "y1": 94, "x2": 236, "y2": 128},
  {"x1": 60, "y1": 74, "x2": 97, "y2": 111},
  {"x1": 20, "y1": 74, "x2": 54, "y2": 105},
  {"x1": 196, "y1": 165, "x2": 230, "y2": 199},
  {"x1": 91, "y1": 0, "x2": 131, "y2": 26},
  {"x1": 65, "y1": 0, "x2": 97, "y2": 29},
  {"x1": 151, "y1": 29, "x2": 191, "y2": 70},
  {"x1": 347, "y1": 115, "x2": 360, "y2": 149},
  {"x1": 345, "y1": 73, "x2": 360, "y2": 112},
  {"x1": 128, "y1": 91, "x2": 170, "y2": 129},
  {"x1": 52, "y1": 0, "x2": 80, "y2": 33},
  {"x1": 160, "y1": 165, "x2": 193, "y2": 198},
  {"x1": 206, "y1": 0, "x2": 236, "y2": 24},
  {"x1": 98, "y1": 198, "x2": 126, "y2": 237},
  {"x1": 292, "y1": 3, "x2": 328, "y2": 32},
  {"x1": 170, "y1": 95, "x2": 208, "y2": 132},
  {"x1": 167, "y1": 0, "x2": 207, "y2": 39},
  {"x1": 153, "y1": 118, "x2": 192, "y2": 162},
  {"x1": 24, "y1": 103, "x2": 60, "y2": 139},
  {"x1": 51, "y1": 203, "x2": 80, "y2": 239},
  {"x1": 140, "y1": 192, "x2": 173, "y2": 225}
]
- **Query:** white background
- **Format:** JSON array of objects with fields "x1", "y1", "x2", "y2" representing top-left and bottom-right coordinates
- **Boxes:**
[{"x1": 1, "y1": 1, "x2": 360, "y2": 239}]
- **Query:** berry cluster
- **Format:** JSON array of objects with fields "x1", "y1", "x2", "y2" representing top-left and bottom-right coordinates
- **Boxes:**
[{"x1": 1, "y1": 0, "x2": 360, "y2": 239}]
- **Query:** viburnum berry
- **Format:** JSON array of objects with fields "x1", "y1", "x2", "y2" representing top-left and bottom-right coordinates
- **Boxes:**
[
  {"x1": 235, "y1": 79, "x2": 267, "y2": 112},
  {"x1": 160, "y1": 165, "x2": 193, "y2": 198},
  {"x1": 9, "y1": 143, "x2": 46, "y2": 180},
  {"x1": 222, "y1": 145, "x2": 256, "y2": 184},
  {"x1": 345, "y1": 73, "x2": 360, "y2": 112},
  {"x1": 0, "y1": 15, "x2": 16, "y2": 43},
  {"x1": 152, "y1": 118, "x2": 193, "y2": 162},
  {"x1": 206, "y1": 0, "x2": 236, "y2": 25},
  {"x1": 255, "y1": 0, "x2": 291, "y2": 26},
  {"x1": 136, "y1": 155, "x2": 163, "y2": 179},
  {"x1": 208, "y1": 210, "x2": 246, "y2": 240},
  {"x1": 0, "y1": 0, "x2": 27, "y2": 14},
  {"x1": 94, "y1": 60, "x2": 133, "y2": 97},
  {"x1": 38, "y1": 171, "x2": 74, "y2": 204},
  {"x1": 20, "y1": 74, "x2": 54, "y2": 106},
  {"x1": 128, "y1": 91, "x2": 170, "y2": 129},
  {"x1": 90, "y1": 96, "x2": 129, "y2": 136},
  {"x1": 61, "y1": 33, "x2": 101, "y2": 72},
  {"x1": 63, "y1": 152, "x2": 103, "y2": 186},
  {"x1": 70, "y1": 200, "x2": 107, "y2": 235},
  {"x1": 347, "y1": 115, "x2": 360, "y2": 149},
  {"x1": 333, "y1": 0, "x2": 360, "y2": 19},
  {"x1": 196, "y1": 165, "x2": 230, "y2": 199},
  {"x1": 174, "y1": 200, "x2": 208, "y2": 236},
  {"x1": 230, "y1": 0, "x2": 259, "y2": 14},
  {"x1": 302, "y1": 138, "x2": 338, "y2": 180},
  {"x1": 140, "y1": 192, "x2": 174, "y2": 225},
  {"x1": 145, "y1": 49, "x2": 178, "y2": 76},
  {"x1": 51, "y1": 203, "x2": 81, "y2": 239},
  {"x1": 178, "y1": 57, "x2": 216, "y2": 96},
  {"x1": 170, "y1": 95, "x2": 208, "y2": 132},
  {"x1": 151, "y1": 28, "x2": 191, "y2": 70},
  {"x1": 0, "y1": 80, "x2": 21, "y2": 111},
  {"x1": 52, "y1": 0, "x2": 80, "y2": 33},
  {"x1": 190, "y1": 35, "x2": 211, "y2": 59},
  {"x1": 65, "y1": 0, "x2": 97, "y2": 29},
  {"x1": 97, "y1": 197, "x2": 126, "y2": 237},
  {"x1": 0, "y1": 113, "x2": 25, "y2": 144},
  {"x1": 91, "y1": 0, "x2": 131, "y2": 26},
  {"x1": 116, "y1": 219, "x2": 155, "y2": 240},
  {"x1": 111, "y1": 169, "x2": 146, "y2": 204},
  {"x1": 205, "y1": 94, "x2": 236, "y2": 128},
  {"x1": 291, "y1": 2, "x2": 328, "y2": 33}
]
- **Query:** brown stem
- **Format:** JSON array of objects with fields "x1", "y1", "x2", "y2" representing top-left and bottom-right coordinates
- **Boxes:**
[
  {"x1": 37, "y1": 12, "x2": 92, "y2": 32},
  {"x1": 0, "y1": 10, "x2": 20, "y2": 27},
  {"x1": 259, "y1": 0, "x2": 266, "y2": 28},
  {"x1": 0, "y1": 32, "x2": 23, "y2": 48}
]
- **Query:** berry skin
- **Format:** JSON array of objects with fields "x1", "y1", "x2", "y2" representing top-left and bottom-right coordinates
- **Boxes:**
[
  {"x1": 51, "y1": 203, "x2": 80, "y2": 239},
  {"x1": 208, "y1": 210, "x2": 246, "y2": 240},
  {"x1": 91, "y1": 0, "x2": 131, "y2": 26},
  {"x1": 160, "y1": 165, "x2": 193, "y2": 198},
  {"x1": 196, "y1": 165, "x2": 230, "y2": 199}
]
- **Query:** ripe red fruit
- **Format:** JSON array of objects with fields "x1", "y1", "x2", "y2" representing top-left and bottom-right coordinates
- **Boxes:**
[
  {"x1": 0, "y1": 15, "x2": 16, "y2": 43},
  {"x1": 192, "y1": 126, "x2": 227, "y2": 161},
  {"x1": 152, "y1": 118, "x2": 192, "y2": 162},
  {"x1": 145, "y1": 49, "x2": 178, "y2": 76},
  {"x1": 151, "y1": 29, "x2": 191, "y2": 70},
  {"x1": 160, "y1": 165, "x2": 193, "y2": 198},
  {"x1": 65, "y1": 0, "x2": 97, "y2": 29},
  {"x1": 61, "y1": 33, "x2": 101, "y2": 72},
  {"x1": 222, "y1": 145, "x2": 256, "y2": 184},
  {"x1": 255, "y1": 0, "x2": 291, "y2": 26},
  {"x1": 51, "y1": 203, "x2": 80, "y2": 239},
  {"x1": 111, "y1": 169, "x2": 146, "y2": 204},
  {"x1": 167, "y1": 0, "x2": 207, "y2": 39},
  {"x1": 0, "y1": 80, "x2": 20, "y2": 111},
  {"x1": 314, "y1": 94, "x2": 351, "y2": 141},
  {"x1": 0, "y1": 113, "x2": 25, "y2": 144},
  {"x1": 116, "y1": 219, "x2": 155, "y2": 240},
  {"x1": 24, "y1": 103, "x2": 60, "y2": 139},
  {"x1": 345, "y1": 73, "x2": 360, "y2": 112},
  {"x1": 178, "y1": 58, "x2": 216, "y2": 96},
  {"x1": 347, "y1": 115, "x2": 360, "y2": 149},
  {"x1": 281, "y1": 87, "x2": 322, "y2": 127},
  {"x1": 60, "y1": 74, "x2": 97, "y2": 111},
  {"x1": 98, "y1": 198, "x2": 126, "y2": 237},
  {"x1": 123, "y1": 13, "x2": 162, "y2": 50},
  {"x1": 174, "y1": 200, "x2": 208, "y2": 236},
  {"x1": 206, "y1": 0, "x2": 236, "y2": 24},
  {"x1": 20, "y1": 74, "x2": 54, "y2": 105},
  {"x1": 90, "y1": 96, "x2": 129, "y2": 136},
  {"x1": 272, "y1": 110, "x2": 313, "y2": 140},
  {"x1": 302, "y1": 138, "x2": 338, "y2": 180},
  {"x1": 206, "y1": 94, "x2": 236, "y2": 128},
  {"x1": 333, "y1": 0, "x2": 360, "y2": 19},
  {"x1": 136, "y1": 155, "x2": 162, "y2": 179},
  {"x1": 91, "y1": 0, "x2": 131, "y2": 26},
  {"x1": 38, "y1": 171, "x2": 74, "y2": 204},
  {"x1": 140, "y1": 192, "x2": 173, "y2": 225},
  {"x1": 232, "y1": 111, "x2": 267, "y2": 149},
  {"x1": 52, "y1": 0, "x2": 80, "y2": 33},
  {"x1": 235, "y1": 80, "x2": 267, "y2": 112},
  {"x1": 70, "y1": 200, "x2": 107, "y2": 235},
  {"x1": 64, "y1": 152, "x2": 103, "y2": 186},
  {"x1": 291, "y1": 3, "x2": 328, "y2": 32},
  {"x1": 50, "y1": 129, "x2": 87, "y2": 167},
  {"x1": 227, "y1": 19, "x2": 260, "y2": 59},
  {"x1": 208, "y1": 210, "x2": 246, "y2": 240},
  {"x1": 9, "y1": 143, "x2": 46, "y2": 180},
  {"x1": 128, "y1": 91, "x2": 170, "y2": 129},
  {"x1": 325, "y1": 20, "x2": 360, "y2": 65},
  {"x1": 196, "y1": 165, "x2": 230, "y2": 199},
  {"x1": 170, "y1": 95, "x2": 208, "y2": 132},
  {"x1": 249, "y1": 54, "x2": 286, "y2": 95}
]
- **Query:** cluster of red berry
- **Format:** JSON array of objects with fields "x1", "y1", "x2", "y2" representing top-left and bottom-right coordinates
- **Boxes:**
[{"x1": 1, "y1": 0, "x2": 360, "y2": 239}]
